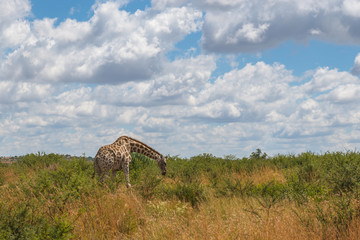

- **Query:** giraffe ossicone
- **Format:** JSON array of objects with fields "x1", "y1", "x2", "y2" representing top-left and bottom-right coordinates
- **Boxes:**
[{"x1": 93, "y1": 136, "x2": 167, "y2": 187}]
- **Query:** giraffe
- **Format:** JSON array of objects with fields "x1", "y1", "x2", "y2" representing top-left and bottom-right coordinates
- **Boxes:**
[{"x1": 93, "y1": 136, "x2": 167, "y2": 187}]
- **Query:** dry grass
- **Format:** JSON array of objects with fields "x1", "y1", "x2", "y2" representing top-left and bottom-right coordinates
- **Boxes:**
[
  {"x1": 2, "y1": 152, "x2": 360, "y2": 239},
  {"x1": 233, "y1": 166, "x2": 287, "y2": 185},
  {"x1": 73, "y1": 188, "x2": 145, "y2": 239},
  {"x1": 64, "y1": 191, "x2": 360, "y2": 240},
  {"x1": 0, "y1": 165, "x2": 21, "y2": 187}
]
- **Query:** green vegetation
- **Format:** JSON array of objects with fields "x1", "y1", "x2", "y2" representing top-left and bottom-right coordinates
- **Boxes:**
[{"x1": 1, "y1": 150, "x2": 360, "y2": 239}]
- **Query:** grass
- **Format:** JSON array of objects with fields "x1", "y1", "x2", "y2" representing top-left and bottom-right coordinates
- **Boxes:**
[{"x1": 1, "y1": 150, "x2": 360, "y2": 239}]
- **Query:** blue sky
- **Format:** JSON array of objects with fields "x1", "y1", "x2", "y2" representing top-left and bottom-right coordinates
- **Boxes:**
[
  {"x1": 1, "y1": 0, "x2": 360, "y2": 157},
  {"x1": 31, "y1": 0, "x2": 93, "y2": 22},
  {"x1": 31, "y1": 0, "x2": 151, "y2": 20}
]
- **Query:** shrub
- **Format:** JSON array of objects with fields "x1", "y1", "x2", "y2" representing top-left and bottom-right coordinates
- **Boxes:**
[
  {"x1": 0, "y1": 202, "x2": 73, "y2": 240},
  {"x1": 161, "y1": 182, "x2": 206, "y2": 208},
  {"x1": 130, "y1": 153, "x2": 153, "y2": 181},
  {"x1": 17, "y1": 153, "x2": 63, "y2": 168},
  {"x1": 286, "y1": 177, "x2": 327, "y2": 204},
  {"x1": 215, "y1": 178, "x2": 254, "y2": 198},
  {"x1": 320, "y1": 151, "x2": 360, "y2": 194},
  {"x1": 250, "y1": 149, "x2": 268, "y2": 160},
  {"x1": 253, "y1": 181, "x2": 287, "y2": 204},
  {"x1": 0, "y1": 169, "x2": 4, "y2": 186},
  {"x1": 134, "y1": 168, "x2": 163, "y2": 200},
  {"x1": 3, "y1": 151, "x2": 360, "y2": 238}
]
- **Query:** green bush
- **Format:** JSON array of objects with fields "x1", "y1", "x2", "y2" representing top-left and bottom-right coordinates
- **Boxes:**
[
  {"x1": 134, "y1": 167, "x2": 163, "y2": 200},
  {"x1": 17, "y1": 153, "x2": 63, "y2": 168},
  {"x1": 215, "y1": 178, "x2": 254, "y2": 198},
  {"x1": 0, "y1": 169, "x2": 4, "y2": 186},
  {"x1": 253, "y1": 181, "x2": 287, "y2": 202},
  {"x1": 3, "y1": 151, "x2": 360, "y2": 238},
  {"x1": 320, "y1": 151, "x2": 360, "y2": 194},
  {"x1": 161, "y1": 182, "x2": 206, "y2": 208},
  {"x1": 130, "y1": 153, "x2": 153, "y2": 181},
  {"x1": 286, "y1": 176, "x2": 327, "y2": 204},
  {"x1": 0, "y1": 202, "x2": 73, "y2": 240}
]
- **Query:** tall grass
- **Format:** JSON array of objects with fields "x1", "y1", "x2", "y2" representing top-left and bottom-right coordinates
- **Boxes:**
[{"x1": 1, "y1": 151, "x2": 360, "y2": 239}]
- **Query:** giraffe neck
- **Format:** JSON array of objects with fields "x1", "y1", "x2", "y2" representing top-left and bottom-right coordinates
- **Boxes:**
[{"x1": 120, "y1": 136, "x2": 162, "y2": 161}]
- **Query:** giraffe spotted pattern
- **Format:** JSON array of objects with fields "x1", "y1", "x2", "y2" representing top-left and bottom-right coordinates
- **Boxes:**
[{"x1": 94, "y1": 136, "x2": 167, "y2": 187}]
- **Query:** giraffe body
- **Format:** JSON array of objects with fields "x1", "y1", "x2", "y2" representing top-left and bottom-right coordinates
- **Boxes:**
[{"x1": 94, "y1": 136, "x2": 167, "y2": 187}]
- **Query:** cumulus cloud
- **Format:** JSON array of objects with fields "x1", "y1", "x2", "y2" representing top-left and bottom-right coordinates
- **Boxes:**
[
  {"x1": 191, "y1": 62, "x2": 297, "y2": 123},
  {"x1": 342, "y1": 0, "x2": 360, "y2": 18},
  {"x1": 2, "y1": 0, "x2": 360, "y2": 157},
  {"x1": 1, "y1": 58, "x2": 360, "y2": 156},
  {"x1": 181, "y1": 64, "x2": 360, "y2": 155},
  {"x1": 0, "y1": 0, "x2": 31, "y2": 50},
  {"x1": 351, "y1": 53, "x2": 360, "y2": 75},
  {"x1": 302, "y1": 67, "x2": 359, "y2": 94},
  {"x1": 0, "y1": 2, "x2": 202, "y2": 83},
  {"x1": 153, "y1": 0, "x2": 360, "y2": 53},
  {"x1": 204, "y1": 0, "x2": 360, "y2": 52},
  {"x1": 318, "y1": 84, "x2": 360, "y2": 104},
  {"x1": 0, "y1": 81, "x2": 52, "y2": 104},
  {"x1": 93, "y1": 54, "x2": 216, "y2": 106}
]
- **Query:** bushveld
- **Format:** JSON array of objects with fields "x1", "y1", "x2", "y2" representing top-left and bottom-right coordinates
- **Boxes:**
[{"x1": 1, "y1": 150, "x2": 360, "y2": 239}]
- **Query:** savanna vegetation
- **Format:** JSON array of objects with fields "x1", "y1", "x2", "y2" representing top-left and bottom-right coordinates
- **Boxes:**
[{"x1": 1, "y1": 150, "x2": 360, "y2": 239}]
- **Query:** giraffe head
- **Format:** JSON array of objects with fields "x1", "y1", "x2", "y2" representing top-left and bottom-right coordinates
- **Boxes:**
[{"x1": 157, "y1": 156, "x2": 167, "y2": 175}]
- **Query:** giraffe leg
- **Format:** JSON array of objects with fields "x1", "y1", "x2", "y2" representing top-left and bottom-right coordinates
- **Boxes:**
[
  {"x1": 100, "y1": 172, "x2": 109, "y2": 184},
  {"x1": 99, "y1": 166, "x2": 110, "y2": 184},
  {"x1": 94, "y1": 157, "x2": 103, "y2": 181},
  {"x1": 123, "y1": 156, "x2": 131, "y2": 188}
]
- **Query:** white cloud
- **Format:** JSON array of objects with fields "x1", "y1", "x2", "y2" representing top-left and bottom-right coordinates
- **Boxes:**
[
  {"x1": 0, "y1": 2, "x2": 202, "y2": 83},
  {"x1": 152, "y1": 0, "x2": 360, "y2": 53},
  {"x1": 343, "y1": 0, "x2": 360, "y2": 18},
  {"x1": 189, "y1": 100, "x2": 242, "y2": 120},
  {"x1": 193, "y1": 62, "x2": 297, "y2": 122},
  {"x1": 318, "y1": 84, "x2": 360, "y2": 104},
  {"x1": 226, "y1": 23, "x2": 270, "y2": 44},
  {"x1": 2, "y1": 0, "x2": 360, "y2": 158},
  {"x1": 93, "y1": 54, "x2": 216, "y2": 106},
  {"x1": 351, "y1": 53, "x2": 360, "y2": 75},
  {"x1": 0, "y1": 81, "x2": 52, "y2": 104},
  {"x1": 1, "y1": 58, "x2": 360, "y2": 156},
  {"x1": 302, "y1": 67, "x2": 359, "y2": 94},
  {"x1": 0, "y1": 0, "x2": 31, "y2": 49}
]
